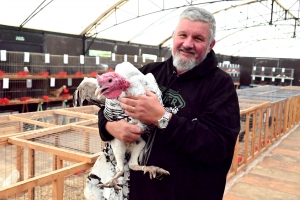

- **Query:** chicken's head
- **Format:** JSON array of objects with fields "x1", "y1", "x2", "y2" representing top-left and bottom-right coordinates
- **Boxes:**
[{"x1": 96, "y1": 72, "x2": 130, "y2": 99}]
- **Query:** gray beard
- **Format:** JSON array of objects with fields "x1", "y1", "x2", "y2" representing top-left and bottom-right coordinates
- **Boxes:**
[
  {"x1": 173, "y1": 54, "x2": 196, "y2": 72},
  {"x1": 172, "y1": 51, "x2": 207, "y2": 72}
]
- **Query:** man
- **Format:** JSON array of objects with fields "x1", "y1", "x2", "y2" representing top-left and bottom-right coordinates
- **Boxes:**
[{"x1": 98, "y1": 7, "x2": 240, "y2": 200}]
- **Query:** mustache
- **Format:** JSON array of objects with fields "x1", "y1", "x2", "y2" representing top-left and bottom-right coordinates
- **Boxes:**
[{"x1": 178, "y1": 46, "x2": 196, "y2": 55}]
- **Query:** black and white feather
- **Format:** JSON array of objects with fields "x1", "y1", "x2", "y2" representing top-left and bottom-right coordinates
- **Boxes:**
[{"x1": 84, "y1": 62, "x2": 164, "y2": 200}]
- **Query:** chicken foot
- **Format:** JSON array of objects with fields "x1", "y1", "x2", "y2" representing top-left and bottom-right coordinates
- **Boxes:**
[
  {"x1": 98, "y1": 171, "x2": 124, "y2": 190},
  {"x1": 130, "y1": 165, "x2": 170, "y2": 179}
]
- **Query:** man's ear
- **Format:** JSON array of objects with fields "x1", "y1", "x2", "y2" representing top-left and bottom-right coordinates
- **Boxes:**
[{"x1": 209, "y1": 40, "x2": 216, "y2": 51}]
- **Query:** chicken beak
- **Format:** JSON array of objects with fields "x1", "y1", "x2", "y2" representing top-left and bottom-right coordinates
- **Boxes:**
[{"x1": 95, "y1": 87, "x2": 100, "y2": 96}]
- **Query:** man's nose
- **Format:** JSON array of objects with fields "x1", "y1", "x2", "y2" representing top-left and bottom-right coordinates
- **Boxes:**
[{"x1": 183, "y1": 37, "x2": 194, "y2": 48}]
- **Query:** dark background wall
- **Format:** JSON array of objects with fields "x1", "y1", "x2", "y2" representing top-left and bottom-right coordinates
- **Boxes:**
[
  {"x1": 1, "y1": 28, "x2": 300, "y2": 86},
  {"x1": 0, "y1": 29, "x2": 44, "y2": 53},
  {"x1": 45, "y1": 34, "x2": 83, "y2": 55}
]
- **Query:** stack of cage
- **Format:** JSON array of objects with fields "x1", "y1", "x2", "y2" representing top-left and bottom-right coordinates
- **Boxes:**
[
  {"x1": 251, "y1": 66, "x2": 294, "y2": 86},
  {"x1": 218, "y1": 63, "x2": 241, "y2": 84},
  {"x1": 0, "y1": 51, "x2": 48, "y2": 101}
]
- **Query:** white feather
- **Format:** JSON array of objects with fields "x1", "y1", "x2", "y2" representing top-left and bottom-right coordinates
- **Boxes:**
[
  {"x1": 84, "y1": 62, "x2": 163, "y2": 200},
  {"x1": 0, "y1": 177, "x2": 3, "y2": 188},
  {"x1": 2, "y1": 169, "x2": 20, "y2": 187},
  {"x1": 73, "y1": 77, "x2": 105, "y2": 107}
]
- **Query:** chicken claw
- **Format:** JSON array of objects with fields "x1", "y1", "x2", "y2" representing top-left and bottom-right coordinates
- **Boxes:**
[
  {"x1": 97, "y1": 171, "x2": 123, "y2": 190},
  {"x1": 142, "y1": 166, "x2": 170, "y2": 179}
]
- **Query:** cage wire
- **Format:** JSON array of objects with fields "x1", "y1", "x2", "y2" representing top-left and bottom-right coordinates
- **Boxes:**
[
  {"x1": 0, "y1": 51, "x2": 109, "y2": 104},
  {"x1": 13, "y1": 110, "x2": 96, "y2": 126},
  {"x1": 63, "y1": 160, "x2": 90, "y2": 200},
  {"x1": 75, "y1": 120, "x2": 99, "y2": 129},
  {"x1": 30, "y1": 128, "x2": 101, "y2": 155},
  {"x1": 61, "y1": 105, "x2": 100, "y2": 116},
  {"x1": 0, "y1": 116, "x2": 49, "y2": 137},
  {"x1": 0, "y1": 144, "x2": 27, "y2": 199},
  {"x1": 0, "y1": 146, "x2": 90, "y2": 200}
]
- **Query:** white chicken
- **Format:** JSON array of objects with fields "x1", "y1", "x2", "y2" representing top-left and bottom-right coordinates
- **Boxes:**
[
  {"x1": 73, "y1": 77, "x2": 105, "y2": 107},
  {"x1": 1, "y1": 169, "x2": 20, "y2": 188},
  {"x1": 84, "y1": 62, "x2": 170, "y2": 200}
]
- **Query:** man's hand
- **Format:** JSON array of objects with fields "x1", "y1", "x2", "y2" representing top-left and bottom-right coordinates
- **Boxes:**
[
  {"x1": 105, "y1": 119, "x2": 143, "y2": 143},
  {"x1": 119, "y1": 89, "x2": 166, "y2": 126}
]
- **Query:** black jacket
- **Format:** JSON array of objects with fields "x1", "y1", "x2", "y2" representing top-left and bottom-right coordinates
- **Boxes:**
[{"x1": 98, "y1": 50, "x2": 240, "y2": 200}]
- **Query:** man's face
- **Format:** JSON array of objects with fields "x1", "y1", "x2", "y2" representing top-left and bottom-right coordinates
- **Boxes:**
[{"x1": 172, "y1": 18, "x2": 215, "y2": 72}]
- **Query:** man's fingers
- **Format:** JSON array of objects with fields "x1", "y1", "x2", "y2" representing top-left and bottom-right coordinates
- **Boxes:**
[
  {"x1": 123, "y1": 131, "x2": 141, "y2": 143},
  {"x1": 145, "y1": 89, "x2": 154, "y2": 96}
]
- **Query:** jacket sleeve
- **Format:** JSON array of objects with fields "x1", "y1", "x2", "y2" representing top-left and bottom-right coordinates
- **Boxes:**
[{"x1": 162, "y1": 76, "x2": 240, "y2": 165}]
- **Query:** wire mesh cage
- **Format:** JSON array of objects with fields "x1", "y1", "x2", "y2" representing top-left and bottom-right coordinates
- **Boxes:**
[
  {"x1": 0, "y1": 51, "x2": 109, "y2": 108},
  {"x1": 251, "y1": 66, "x2": 294, "y2": 86},
  {"x1": 218, "y1": 63, "x2": 241, "y2": 84},
  {"x1": 0, "y1": 78, "x2": 48, "y2": 100},
  {"x1": 73, "y1": 118, "x2": 99, "y2": 128},
  {"x1": 60, "y1": 105, "x2": 100, "y2": 116},
  {"x1": 0, "y1": 123, "x2": 104, "y2": 199},
  {"x1": 226, "y1": 86, "x2": 300, "y2": 179},
  {"x1": 0, "y1": 111, "x2": 104, "y2": 199},
  {"x1": 0, "y1": 115, "x2": 55, "y2": 138},
  {"x1": 0, "y1": 51, "x2": 107, "y2": 76},
  {"x1": 0, "y1": 142, "x2": 93, "y2": 200},
  {"x1": 238, "y1": 99, "x2": 271, "y2": 165},
  {"x1": 10, "y1": 109, "x2": 97, "y2": 127},
  {"x1": 9, "y1": 124, "x2": 102, "y2": 164}
]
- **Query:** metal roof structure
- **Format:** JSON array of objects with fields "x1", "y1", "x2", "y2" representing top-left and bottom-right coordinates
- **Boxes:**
[{"x1": 0, "y1": 0, "x2": 299, "y2": 59}]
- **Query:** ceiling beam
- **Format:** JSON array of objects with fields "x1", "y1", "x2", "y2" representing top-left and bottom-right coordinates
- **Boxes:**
[
  {"x1": 274, "y1": 0, "x2": 300, "y2": 22},
  {"x1": 80, "y1": 0, "x2": 129, "y2": 36},
  {"x1": 158, "y1": 0, "x2": 258, "y2": 46}
]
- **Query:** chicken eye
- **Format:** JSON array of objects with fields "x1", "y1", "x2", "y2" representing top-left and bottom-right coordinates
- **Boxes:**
[{"x1": 108, "y1": 79, "x2": 112, "y2": 83}]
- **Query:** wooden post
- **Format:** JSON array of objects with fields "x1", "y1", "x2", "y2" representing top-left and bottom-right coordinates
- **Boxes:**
[
  {"x1": 53, "y1": 135, "x2": 60, "y2": 170},
  {"x1": 244, "y1": 113, "x2": 250, "y2": 164},
  {"x1": 231, "y1": 137, "x2": 239, "y2": 173},
  {"x1": 251, "y1": 111, "x2": 257, "y2": 158},
  {"x1": 16, "y1": 145, "x2": 24, "y2": 181},
  {"x1": 84, "y1": 132, "x2": 89, "y2": 154},
  {"x1": 28, "y1": 148, "x2": 35, "y2": 200},
  {"x1": 257, "y1": 108, "x2": 263, "y2": 152},
  {"x1": 264, "y1": 107, "x2": 270, "y2": 148},
  {"x1": 278, "y1": 101, "x2": 283, "y2": 137},
  {"x1": 283, "y1": 98, "x2": 290, "y2": 133},
  {"x1": 52, "y1": 176, "x2": 64, "y2": 200}
]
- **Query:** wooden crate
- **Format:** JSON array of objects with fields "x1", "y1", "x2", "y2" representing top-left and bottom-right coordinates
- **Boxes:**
[
  {"x1": 0, "y1": 144, "x2": 92, "y2": 200},
  {"x1": 0, "y1": 115, "x2": 56, "y2": 147},
  {"x1": 228, "y1": 87, "x2": 300, "y2": 180},
  {"x1": 10, "y1": 109, "x2": 97, "y2": 127},
  {"x1": 60, "y1": 105, "x2": 100, "y2": 115},
  {"x1": 0, "y1": 124, "x2": 104, "y2": 199},
  {"x1": 8, "y1": 125, "x2": 102, "y2": 164},
  {"x1": 228, "y1": 99, "x2": 271, "y2": 180}
]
